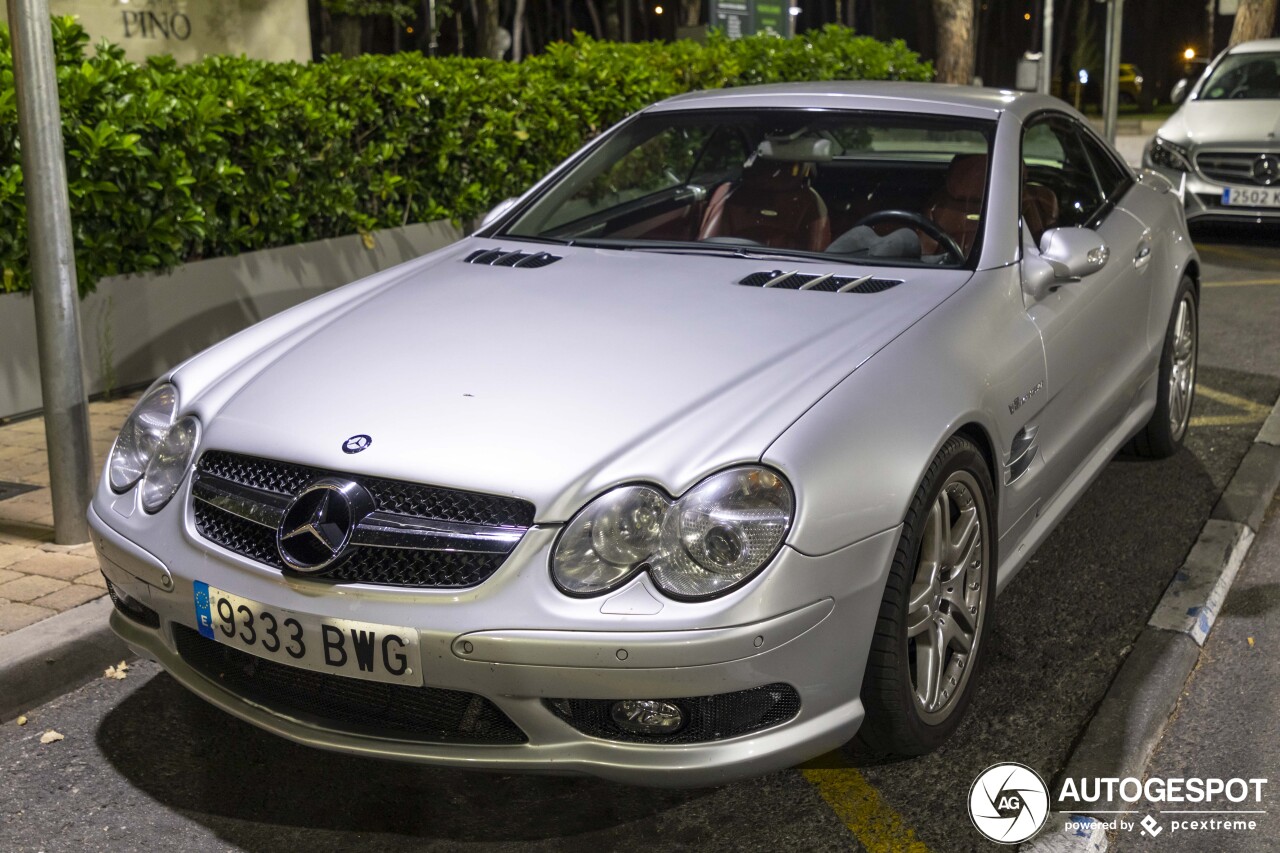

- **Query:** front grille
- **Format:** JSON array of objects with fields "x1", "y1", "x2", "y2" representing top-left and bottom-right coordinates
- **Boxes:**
[
  {"x1": 738, "y1": 270, "x2": 902, "y2": 293},
  {"x1": 193, "y1": 451, "x2": 532, "y2": 588},
  {"x1": 174, "y1": 624, "x2": 527, "y2": 745},
  {"x1": 1196, "y1": 150, "x2": 1279, "y2": 186},
  {"x1": 546, "y1": 683, "x2": 801, "y2": 744}
]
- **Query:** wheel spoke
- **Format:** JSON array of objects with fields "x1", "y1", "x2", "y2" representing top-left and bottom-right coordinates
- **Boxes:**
[
  {"x1": 906, "y1": 602, "x2": 933, "y2": 637},
  {"x1": 914, "y1": 623, "x2": 945, "y2": 710}
]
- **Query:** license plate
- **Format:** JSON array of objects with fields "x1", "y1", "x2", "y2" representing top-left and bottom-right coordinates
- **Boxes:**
[
  {"x1": 1221, "y1": 186, "x2": 1280, "y2": 208},
  {"x1": 192, "y1": 581, "x2": 423, "y2": 686}
]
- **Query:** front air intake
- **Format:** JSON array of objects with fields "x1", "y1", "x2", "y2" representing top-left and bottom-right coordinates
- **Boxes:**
[
  {"x1": 463, "y1": 248, "x2": 562, "y2": 268},
  {"x1": 738, "y1": 270, "x2": 903, "y2": 293}
]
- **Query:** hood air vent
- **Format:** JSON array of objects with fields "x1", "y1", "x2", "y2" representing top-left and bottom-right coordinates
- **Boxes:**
[
  {"x1": 739, "y1": 270, "x2": 903, "y2": 294},
  {"x1": 464, "y1": 248, "x2": 562, "y2": 268}
]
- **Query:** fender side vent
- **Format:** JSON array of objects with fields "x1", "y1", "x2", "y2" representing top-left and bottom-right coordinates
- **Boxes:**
[
  {"x1": 1007, "y1": 425, "x2": 1039, "y2": 484},
  {"x1": 464, "y1": 248, "x2": 562, "y2": 268},
  {"x1": 739, "y1": 270, "x2": 903, "y2": 293}
]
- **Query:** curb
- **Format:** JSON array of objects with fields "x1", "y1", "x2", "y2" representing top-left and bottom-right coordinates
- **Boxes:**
[
  {"x1": 1024, "y1": 394, "x2": 1280, "y2": 852},
  {"x1": 0, "y1": 596, "x2": 131, "y2": 722}
]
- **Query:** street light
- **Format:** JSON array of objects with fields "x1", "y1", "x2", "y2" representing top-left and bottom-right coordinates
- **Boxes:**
[{"x1": 1183, "y1": 47, "x2": 1197, "y2": 60}]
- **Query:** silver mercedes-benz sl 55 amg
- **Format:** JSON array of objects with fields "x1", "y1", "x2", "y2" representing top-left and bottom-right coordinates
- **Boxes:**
[{"x1": 91, "y1": 82, "x2": 1200, "y2": 787}]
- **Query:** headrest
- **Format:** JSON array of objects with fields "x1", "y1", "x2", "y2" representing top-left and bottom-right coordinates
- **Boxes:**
[
  {"x1": 945, "y1": 154, "x2": 989, "y2": 203},
  {"x1": 757, "y1": 136, "x2": 838, "y2": 163}
]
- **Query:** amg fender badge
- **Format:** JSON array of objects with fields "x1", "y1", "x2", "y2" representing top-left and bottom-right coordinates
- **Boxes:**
[{"x1": 1009, "y1": 381, "x2": 1044, "y2": 415}]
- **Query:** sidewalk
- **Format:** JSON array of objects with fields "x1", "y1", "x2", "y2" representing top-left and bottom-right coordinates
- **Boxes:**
[
  {"x1": 1111, "y1": 492, "x2": 1280, "y2": 851},
  {"x1": 0, "y1": 394, "x2": 139, "y2": 636}
]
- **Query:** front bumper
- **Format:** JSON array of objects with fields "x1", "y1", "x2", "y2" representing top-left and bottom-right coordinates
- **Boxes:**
[
  {"x1": 1149, "y1": 164, "x2": 1280, "y2": 224},
  {"x1": 90, "y1": 497, "x2": 899, "y2": 787}
]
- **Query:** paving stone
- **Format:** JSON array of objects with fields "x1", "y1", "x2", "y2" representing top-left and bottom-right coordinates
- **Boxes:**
[
  {"x1": 0, "y1": 544, "x2": 31, "y2": 569},
  {"x1": 0, "y1": 600, "x2": 54, "y2": 633},
  {"x1": 10, "y1": 551, "x2": 100, "y2": 581},
  {"x1": 0, "y1": 569, "x2": 20, "y2": 585},
  {"x1": 74, "y1": 570, "x2": 107, "y2": 589},
  {"x1": 0, "y1": 575, "x2": 67, "y2": 603},
  {"x1": 0, "y1": 445, "x2": 29, "y2": 462},
  {"x1": 31, "y1": 584, "x2": 104, "y2": 613}
]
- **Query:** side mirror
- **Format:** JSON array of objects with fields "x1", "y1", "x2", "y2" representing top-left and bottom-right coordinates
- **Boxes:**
[
  {"x1": 478, "y1": 197, "x2": 518, "y2": 230},
  {"x1": 1170, "y1": 78, "x2": 1189, "y2": 106},
  {"x1": 1022, "y1": 227, "x2": 1110, "y2": 300}
]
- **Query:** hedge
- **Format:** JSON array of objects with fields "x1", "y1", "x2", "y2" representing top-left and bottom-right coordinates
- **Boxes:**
[{"x1": 0, "y1": 20, "x2": 931, "y2": 296}]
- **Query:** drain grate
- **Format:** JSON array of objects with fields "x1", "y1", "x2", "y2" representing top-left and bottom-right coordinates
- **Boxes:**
[{"x1": 0, "y1": 481, "x2": 40, "y2": 502}]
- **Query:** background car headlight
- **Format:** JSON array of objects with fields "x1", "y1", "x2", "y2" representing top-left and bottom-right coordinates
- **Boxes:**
[
  {"x1": 552, "y1": 467, "x2": 793, "y2": 599},
  {"x1": 1146, "y1": 137, "x2": 1192, "y2": 172},
  {"x1": 108, "y1": 383, "x2": 178, "y2": 491},
  {"x1": 139, "y1": 416, "x2": 200, "y2": 513}
]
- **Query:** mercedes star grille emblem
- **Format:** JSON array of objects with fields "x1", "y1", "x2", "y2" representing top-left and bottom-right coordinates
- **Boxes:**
[
  {"x1": 1252, "y1": 154, "x2": 1280, "y2": 186},
  {"x1": 342, "y1": 434, "x2": 373, "y2": 454},
  {"x1": 276, "y1": 478, "x2": 374, "y2": 572}
]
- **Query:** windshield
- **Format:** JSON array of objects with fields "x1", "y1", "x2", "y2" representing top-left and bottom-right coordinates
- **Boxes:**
[
  {"x1": 1197, "y1": 52, "x2": 1280, "y2": 100},
  {"x1": 500, "y1": 109, "x2": 997, "y2": 268}
]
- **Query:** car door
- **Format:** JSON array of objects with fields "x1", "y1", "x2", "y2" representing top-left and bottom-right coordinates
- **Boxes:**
[{"x1": 1020, "y1": 114, "x2": 1150, "y2": 496}]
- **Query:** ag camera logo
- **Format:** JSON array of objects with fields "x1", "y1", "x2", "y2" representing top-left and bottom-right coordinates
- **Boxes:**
[{"x1": 969, "y1": 762, "x2": 1050, "y2": 844}]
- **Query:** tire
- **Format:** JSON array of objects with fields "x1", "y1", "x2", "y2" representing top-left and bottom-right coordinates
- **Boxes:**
[
  {"x1": 857, "y1": 435, "x2": 996, "y2": 755},
  {"x1": 1125, "y1": 275, "x2": 1198, "y2": 459}
]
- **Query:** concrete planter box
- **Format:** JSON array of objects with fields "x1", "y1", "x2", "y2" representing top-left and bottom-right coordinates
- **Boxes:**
[{"x1": 0, "y1": 220, "x2": 463, "y2": 420}]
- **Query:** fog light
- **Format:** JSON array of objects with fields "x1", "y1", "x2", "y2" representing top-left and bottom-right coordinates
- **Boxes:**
[{"x1": 610, "y1": 699, "x2": 685, "y2": 734}]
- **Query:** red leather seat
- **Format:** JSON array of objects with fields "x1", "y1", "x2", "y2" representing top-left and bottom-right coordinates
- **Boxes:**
[
  {"x1": 698, "y1": 162, "x2": 830, "y2": 253},
  {"x1": 1022, "y1": 183, "x2": 1059, "y2": 243},
  {"x1": 924, "y1": 154, "x2": 988, "y2": 256}
]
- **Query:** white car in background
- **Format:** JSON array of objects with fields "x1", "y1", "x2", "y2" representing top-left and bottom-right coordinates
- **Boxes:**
[{"x1": 1147, "y1": 38, "x2": 1280, "y2": 223}]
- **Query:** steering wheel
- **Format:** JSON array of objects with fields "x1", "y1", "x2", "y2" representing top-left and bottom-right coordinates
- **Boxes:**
[{"x1": 849, "y1": 210, "x2": 965, "y2": 262}]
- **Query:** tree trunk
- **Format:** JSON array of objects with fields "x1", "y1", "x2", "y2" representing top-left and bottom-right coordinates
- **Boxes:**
[
  {"x1": 512, "y1": 0, "x2": 528, "y2": 60},
  {"x1": 474, "y1": 0, "x2": 503, "y2": 57},
  {"x1": 333, "y1": 15, "x2": 363, "y2": 57},
  {"x1": 1230, "y1": 0, "x2": 1278, "y2": 46},
  {"x1": 932, "y1": 0, "x2": 975, "y2": 84},
  {"x1": 585, "y1": 0, "x2": 605, "y2": 37},
  {"x1": 679, "y1": 0, "x2": 701, "y2": 28}
]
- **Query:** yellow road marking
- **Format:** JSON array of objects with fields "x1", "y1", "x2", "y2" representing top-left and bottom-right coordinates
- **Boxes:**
[
  {"x1": 801, "y1": 753, "x2": 931, "y2": 853},
  {"x1": 1195, "y1": 243, "x2": 1278, "y2": 265},
  {"x1": 1189, "y1": 385, "x2": 1272, "y2": 428},
  {"x1": 1203, "y1": 277, "x2": 1280, "y2": 288}
]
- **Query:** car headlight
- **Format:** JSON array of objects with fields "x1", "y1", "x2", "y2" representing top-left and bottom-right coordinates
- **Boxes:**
[
  {"x1": 140, "y1": 415, "x2": 200, "y2": 513},
  {"x1": 552, "y1": 467, "x2": 793, "y2": 600},
  {"x1": 1146, "y1": 137, "x2": 1192, "y2": 172},
  {"x1": 108, "y1": 383, "x2": 178, "y2": 491}
]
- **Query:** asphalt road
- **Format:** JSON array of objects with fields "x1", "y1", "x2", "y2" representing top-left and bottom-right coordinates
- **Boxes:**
[{"x1": 1, "y1": 224, "x2": 1278, "y2": 853}]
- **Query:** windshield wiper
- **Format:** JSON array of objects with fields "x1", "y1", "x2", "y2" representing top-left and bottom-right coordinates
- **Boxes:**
[{"x1": 559, "y1": 238, "x2": 876, "y2": 266}]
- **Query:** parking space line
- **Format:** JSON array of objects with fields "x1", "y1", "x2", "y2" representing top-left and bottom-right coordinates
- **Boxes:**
[
  {"x1": 801, "y1": 753, "x2": 931, "y2": 853},
  {"x1": 1196, "y1": 244, "x2": 1279, "y2": 265},
  {"x1": 1203, "y1": 277, "x2": 1280, "y2": 288},
  {"x1": 1190, "y1": 386, "x2": 1272, "y2": 429}
]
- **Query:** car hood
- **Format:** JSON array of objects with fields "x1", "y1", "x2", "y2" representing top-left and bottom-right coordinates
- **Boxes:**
[
  {"x1": 1160, "y1": 100, "x2": 1280, "y2": 146},
  {"x1": 180, "y1": 241, "x2": 969, "y2": 522}
]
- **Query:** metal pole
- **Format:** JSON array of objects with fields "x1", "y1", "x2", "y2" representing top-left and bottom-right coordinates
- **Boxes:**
[
  {"x1": 1039, "y1": 0, "x2": 1054, "y2": 95},
  {"x1": 7, "y1": 0, "x2": 94, "y2": 544},
  {"x1": 1102, "y1": 0, "x2": 1124, "y2": 144},
  {"x1": 623, "y1": 0, "x2": 632, "y2": 42}
]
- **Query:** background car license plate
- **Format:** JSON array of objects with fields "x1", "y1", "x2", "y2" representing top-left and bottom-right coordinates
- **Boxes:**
[
  {"x1": 1222, "y1": 186, "x2": 1280, "y2": 208},
  {"x1": 192, "y1": 582, "x2": 423, "y2": 686}
]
